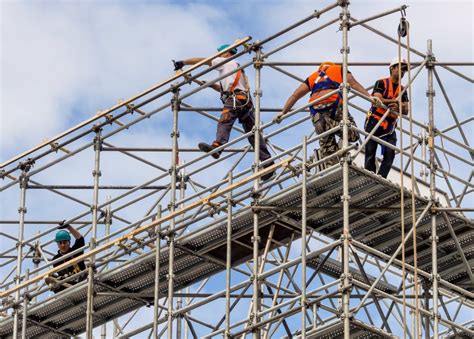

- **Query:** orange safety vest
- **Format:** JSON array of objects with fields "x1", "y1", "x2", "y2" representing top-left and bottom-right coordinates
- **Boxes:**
[
  {"x1": 369, "y1": 77, "x2": 403, "y2": 130},
  {"x1": 308, "y1": 64, "x2": 343, "y2": 111}
]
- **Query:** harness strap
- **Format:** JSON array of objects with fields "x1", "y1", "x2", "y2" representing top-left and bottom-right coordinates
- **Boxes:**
[
  {"x1": 309, "y1": 70, "x2": 341, "y2": 119},
  {"x1": 230, "y1": 70, "x2": 242, "y2": 93}
]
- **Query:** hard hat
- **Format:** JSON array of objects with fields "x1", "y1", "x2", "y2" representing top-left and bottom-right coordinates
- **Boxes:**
[
  {"x1": 319, "y1": 61, "x2": 335, "y2": 69},
  {"x1": 55, "y1": 230, "x2": 71, "y2": 242},
  {"x1": 217, "y1": 44, "x2": 238, "y2": 55},
  {"x1": 390, "y1": 57, "x2": 408, "y2": 69}
]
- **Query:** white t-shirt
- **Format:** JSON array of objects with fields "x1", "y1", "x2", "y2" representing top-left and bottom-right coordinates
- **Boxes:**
[{"x1": 211, "y1": 57, "x2": 247, "y2": 92}]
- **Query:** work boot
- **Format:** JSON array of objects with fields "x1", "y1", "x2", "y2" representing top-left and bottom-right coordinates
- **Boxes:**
[
  {"x1": 198, "y1": 142, "x2": 222, "y2": 159},
  {"x1": 261, "y1": 161, "x2": 276, "y2": 181}
]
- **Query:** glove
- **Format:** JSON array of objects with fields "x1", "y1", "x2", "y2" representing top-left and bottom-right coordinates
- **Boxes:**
[
  {"x1": 57, "y1": 220, "x2": 70, "y2": 229},
  {"x1": 272, "y1": 113, "x2": 284, "y2": 124},
  {"x1": 371, "y1": 96, "x2": 383, "y2": 108},
  {"x1": 173, "y1": 60, "x2": 184, "y2": 71},
  {"x1": 388, "y1": 103, "x2": 399, "y2": 111}
]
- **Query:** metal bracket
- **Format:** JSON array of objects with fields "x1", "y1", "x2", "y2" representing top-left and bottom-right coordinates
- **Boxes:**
[
  {"x1": 92, "y1": 170, "x2": 102, "y2": 178},
  {"x1": 251, "y1": 236, "x2": 261, "y2": 243},
  {"x1": 19, "y1": 158, "x2": 35, "y2": 172}
]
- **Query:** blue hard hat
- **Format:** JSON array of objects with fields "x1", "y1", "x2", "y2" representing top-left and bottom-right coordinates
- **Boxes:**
[
  {"x1": 55, "y1": 230, "x2": 71, "y2": 242},
  {"x1": 217, "y1": 44, "x2": 237, "y2": 55}
]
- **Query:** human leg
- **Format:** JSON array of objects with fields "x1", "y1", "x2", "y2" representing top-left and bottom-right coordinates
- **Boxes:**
[
  {"x1": 199, "y1": 98, "x2": 238, "y2": 159},
  {"x1": 377, "y1": 132, "x2": 397, "y2": 178},
  {"x1": 312, "y1": 111, "x2": 339, "y2": 165}
]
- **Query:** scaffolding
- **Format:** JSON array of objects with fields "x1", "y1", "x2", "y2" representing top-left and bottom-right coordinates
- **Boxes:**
[{"x1": 0, "y1": 1, "x2": 473, "y2": 338}]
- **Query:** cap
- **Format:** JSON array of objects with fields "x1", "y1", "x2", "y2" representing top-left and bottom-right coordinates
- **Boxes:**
[
  {"x1": 217, "y1": 44, "x2": 237, "y2": 55},
  {"x1": 55, "y1": 230, "x2": 71, "y2": 242}
]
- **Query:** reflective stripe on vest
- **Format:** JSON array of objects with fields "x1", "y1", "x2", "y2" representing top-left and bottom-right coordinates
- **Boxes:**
[{"x1": 370, "y1": 78, "x2": 401, "y2": 120}]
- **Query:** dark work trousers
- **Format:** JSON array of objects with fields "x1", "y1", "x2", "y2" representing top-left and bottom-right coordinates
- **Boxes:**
[
  {"x1": 364, "y1": 117, "x2": 397, "y2": 178},
  {"x1": 312, "y1": 103, "x2": 359, "y2": 166},
  {"x1": 215, "y1": 91, "x2": 272, "y2": 162}
]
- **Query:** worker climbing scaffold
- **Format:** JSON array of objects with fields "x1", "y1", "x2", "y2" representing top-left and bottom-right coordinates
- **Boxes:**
[{"x1": 173, "y1": 44, "x2": 276, "y2": 181}]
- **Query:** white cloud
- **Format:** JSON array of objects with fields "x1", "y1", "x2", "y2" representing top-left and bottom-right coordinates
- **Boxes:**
[{"x1": 0, "y1": 1, "x2": 227, "y2": 158}]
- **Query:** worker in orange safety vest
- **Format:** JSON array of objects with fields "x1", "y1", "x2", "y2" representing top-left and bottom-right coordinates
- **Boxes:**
[
  {"x1": 273, "y1": 62, "x2": 380, "y2": 166},
  {"x1": 364, "y1": 57, "x2": 409, "y2": 178}
]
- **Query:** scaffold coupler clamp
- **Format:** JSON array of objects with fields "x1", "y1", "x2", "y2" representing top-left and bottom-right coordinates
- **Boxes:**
[
  {"x1": 339, "y1": 273, "x2": 353, "y2": 291},
  {"x1": 340, "y1": 311, "x2": 354, "y2": 321},
  {"x1": 19, "y1": 158, "x2": 34, "y2": 172},
  {"x1": 340, "y1": 232, "x2": 352, "y2": 243},
  {"x1": 223, "y1": 330, "x2": 235, "y2": 338}
]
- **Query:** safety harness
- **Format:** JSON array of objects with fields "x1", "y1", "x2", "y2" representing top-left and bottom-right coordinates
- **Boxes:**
[
  {"x1": 366, "y1": 77, "x2": 402, "y2": 136},
  {"x1": 308, "y1": 69, "x2": 342, "y2": 119},
  {"x1": 220, "y1": 68, "x2": 250, "y2": 109}
]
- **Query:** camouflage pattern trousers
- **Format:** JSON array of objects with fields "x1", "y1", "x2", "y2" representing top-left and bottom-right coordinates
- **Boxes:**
[{"x1": 311, "y1": 103, "x2": 360, "y2": 165}]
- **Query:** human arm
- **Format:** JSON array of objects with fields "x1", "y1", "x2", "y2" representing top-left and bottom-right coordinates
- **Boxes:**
[
  {"x1": 386, "y1": 100, "x2": 408, "y2": 115},
  {"x1": 347, "y1": 73, "x2": 372, "y2": 98},
  {"x1": 174, "y1": 58, "x2": 220, "y2": 91},
  {"x1": 189, "y1": 77, "x2": 220, "y2": 92},
  {"x1": 272, "y1": 83, "x2": 310, "y2": 123},
  {"x1": 58, "y1": 221, "x2": 82, "y2": 240},
  {"x1": 348, "y1": 74, "x2": 382, "y2": 106},
  {"x1": 173, "y1": 58, "x2": 212, "y2": 70},
  {"x1": 372, "y1": 80, "x2": 408, "y2": 114}
]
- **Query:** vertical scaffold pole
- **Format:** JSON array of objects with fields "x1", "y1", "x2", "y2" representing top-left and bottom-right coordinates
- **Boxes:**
[
  {"x1": 177, "y1": 166, "x2": 186, "y2": 339},
  {"x1": 427, "y1": 39, "x2": 439, "y2": 339},
  {"x1": 21, "y1": 269, "x2": 29, "y2": 339},
  {"x1": 423, "y1": 280, "x2": 430, "y2": 339},
  {"x1": 101, "y1": 198, "x2": 111, "y2": 339},
  {"x1": 301, "y1": 136, "x2": 308, "y2": 338},
  {"x1": 340, "y1": 1, "x2": 352, "y2": 338},
  {"x1": 13, "y1": 162, "x2": 29, "y2": 339},
  {"x1": 225, "y1": 172, "x2": 233, "y2": 339},
  {"x1": 252, "y1": 43, "x2": 263, "y2": 339},
  {"x1": 86, "y1": 127, "x2": 102, "y2": 338},
  {"x1": 167, "y1": 87, "x2": 180, "y2": 339},
  {"x1": 153, "y1": 205, "x2": 162, "y2": 339}
]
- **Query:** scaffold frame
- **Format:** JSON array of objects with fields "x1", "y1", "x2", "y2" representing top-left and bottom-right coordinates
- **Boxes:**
[{"x1": 0, "y1": 1, "x2": 473, "y2": 338}]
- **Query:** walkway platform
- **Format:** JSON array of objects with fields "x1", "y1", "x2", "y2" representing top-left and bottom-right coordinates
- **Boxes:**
[{"x1": 1, "y1": 165, "x2": 472, "y2": 337}]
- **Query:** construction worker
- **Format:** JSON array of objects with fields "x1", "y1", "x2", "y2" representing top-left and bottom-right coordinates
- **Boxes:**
[
  {"x1": 173, "y1": 44, "x2": 275, "y2": 181},
  {"x1": 46, "y1": 221, "x2": 86, "y2": 292},
  {"x1": 364, "y1": 57, "x2": 409, "y2": 178},
  {"x1": 273, "y1": 62, "x2": 381, "y2": 166}
]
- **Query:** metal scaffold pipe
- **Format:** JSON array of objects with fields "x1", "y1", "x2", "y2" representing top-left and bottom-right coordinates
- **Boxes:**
[
  {"x1": 301, "y1": 136, "x2": 308, "y2": 337},
  {"x1": 340, "y1": 1, "x2": 352, "y2": 337},
  {"x1": 86, "y1": 128, "x2": 103, "y2": 338},
  {"x1": 12, "y1": 164, "x2": 29, "y2": 338},
  {"x1": 153, "y1": 205, "x2": 162, "y2": 339},
  {"x1": 0, "y1": 2, "x2": 473, "y2": 338},
  {"x1": 167, "y1": 87, "x2": 180, "y2": 339},
  {"x1": 251, "y1": 44, "x2": 263, "y2": 339},
  {"x1": 427, "y1": 39, "x2": 440, "y2": 339},
  {"x1": 225, "y1": 173, "x2": 233, "y2": 339}
]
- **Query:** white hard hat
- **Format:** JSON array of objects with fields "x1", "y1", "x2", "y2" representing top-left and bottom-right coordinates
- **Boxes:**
[{"x1": 390, "y1": 57, "x2": 408, "y2": 68}]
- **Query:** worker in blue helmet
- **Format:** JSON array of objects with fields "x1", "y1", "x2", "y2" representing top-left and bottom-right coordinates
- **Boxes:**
[
  {"x1": 46, "y1": 221, "x2": 86, "y2": 292},
  {"x1": 173, "y1": 43, "x2": 275, "y2": 181}
]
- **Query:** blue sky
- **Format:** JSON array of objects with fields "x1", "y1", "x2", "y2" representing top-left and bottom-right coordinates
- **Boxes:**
[
  {"x1": 1, "y1": 0, "x2": 473, "y2": 337},
  {"x1": 1, "y1": 0, "x2": 473, "y2": 158}
]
